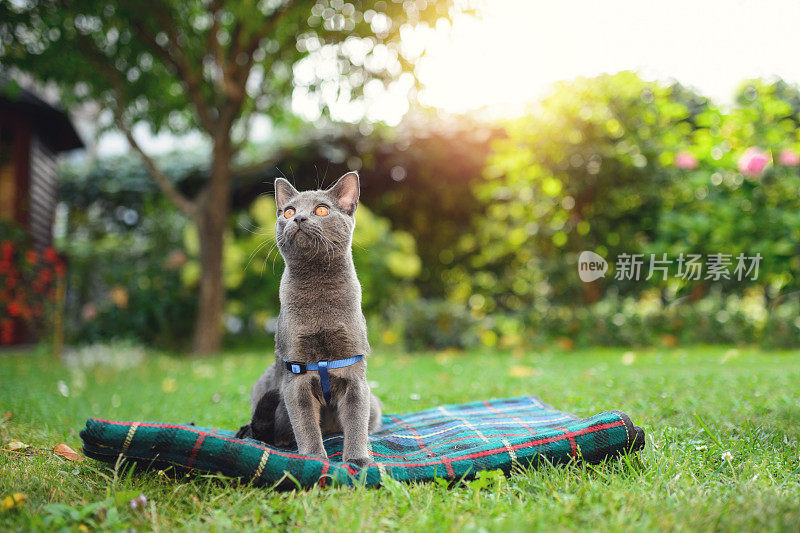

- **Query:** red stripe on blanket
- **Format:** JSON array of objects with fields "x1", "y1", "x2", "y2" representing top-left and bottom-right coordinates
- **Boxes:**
[
  {"x1": 557, "y1": 426, "x2": 579, "y2": 456},
  {"x1": 327, "y1": 431, "x2": 550, "y2": 459},
  {"x1": 319, "y1": 462, "x2": 330, "y2": 487},
  {"x1": 87, "y1": 418, "x2": 358, "y2": 476},
  {"x1": 377, "y1": 419, "x2": 626, "y2": 468},
  {"x1": 187, "y1": 434, "x2": 206, "y2": 467}
]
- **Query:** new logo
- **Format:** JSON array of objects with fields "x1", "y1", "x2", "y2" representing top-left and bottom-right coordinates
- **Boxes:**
[{"x1": 578, "y1": 251, "x2": 608, "y2": 282}]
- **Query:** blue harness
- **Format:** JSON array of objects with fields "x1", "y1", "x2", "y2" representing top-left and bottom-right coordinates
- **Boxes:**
[{"x1": 283, "y1": 355, "x2": 364, "y2": 404}]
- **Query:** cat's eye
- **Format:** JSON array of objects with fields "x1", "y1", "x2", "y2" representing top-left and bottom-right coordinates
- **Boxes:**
[
  {"x1": 314, "y1": 205, "x2": 329, "y2": 217},
  {"x1": 283, "y1": 208, "x2": 295, "y2": 219}
]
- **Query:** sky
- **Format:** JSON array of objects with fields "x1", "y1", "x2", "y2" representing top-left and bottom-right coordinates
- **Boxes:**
[
  {"x1": 416, "y1": 0, "x2": 800, "y2": 114},
  {"x1": 95, "y1": 0, "x2": 800, "y2": 156}
]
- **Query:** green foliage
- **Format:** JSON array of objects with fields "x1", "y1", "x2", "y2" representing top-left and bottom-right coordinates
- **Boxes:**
[
  {"x1": 449, "y1": 74, "x2": 800, "y2": 326},
  {"x1": 58, "y1": 150, "x2": 208, "y2": 210},
  {"x1": 386, "y1": 291, "x2": 800, "y2": 351},
  {"x1": 391, "y1": 298, "x2": 479, "y2": 351},
  {"x1": 40, "y1": 497, "x2": 131, "y2": 530},
  {"x1": 57, "y1": 200, "x2": 197, "y2": 348},
  {"x1": 357, "y1": 121, "x2": 503, "y2": 296},
  {"x1": 447, "y1": 72, "x2": 706, "y2": 310},
  {"x1": 0, "y1": 0, "x2": 463, "y2": 133},
  {"x1": 654, "y1": 79, "x2": 800, "y2": 296},
  {"x1": 58, "y1": 118, "x2": 499, "y2": 300},
  {"x1": 528, "y1": 290, "x2": 800, "y2": 348}
]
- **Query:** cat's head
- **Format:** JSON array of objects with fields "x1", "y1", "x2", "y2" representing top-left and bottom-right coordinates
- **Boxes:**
[{"x1": 273, "y1": 172, "x2": 360, "y2": 264}]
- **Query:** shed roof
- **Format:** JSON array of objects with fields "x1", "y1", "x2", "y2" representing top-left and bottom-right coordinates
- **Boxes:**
[{"x1": 0, "y1": 79, "x2": 84, "y2": 153}]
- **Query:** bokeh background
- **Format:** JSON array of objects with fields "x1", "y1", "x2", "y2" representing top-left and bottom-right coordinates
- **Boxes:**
[{"x1": 2, "y1": 0, "x2": 800, "y2": 355}]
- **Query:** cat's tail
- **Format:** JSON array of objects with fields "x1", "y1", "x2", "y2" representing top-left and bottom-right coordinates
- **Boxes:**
[{"x1": 235, "y1": 389, "x2": 281, "y2": 444}]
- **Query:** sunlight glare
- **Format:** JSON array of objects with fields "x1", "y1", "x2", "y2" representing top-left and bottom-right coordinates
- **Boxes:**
[{"x1": 414, "y1": 0, "x2": 800, "y2": 116}]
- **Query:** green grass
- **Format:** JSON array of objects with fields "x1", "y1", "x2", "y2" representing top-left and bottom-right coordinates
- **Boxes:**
[{"x1": 1, "y1": 344, "x2": 799, "y2": 531}]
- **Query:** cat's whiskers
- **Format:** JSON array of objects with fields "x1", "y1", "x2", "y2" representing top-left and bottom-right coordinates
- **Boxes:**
[
  {"x1": 308, "y1": 226, "x2": 330, "y2": 266},
  {"x1": 238, "y1": 222, "x2": 275, "y2": 237},
  {"x1": 304, "y1": 225, "x2": 333, "y2": 269},
  {"x1": 317, "y1": 231, "x2": 336, "y2": 270},
  {"x1": 244, "y1": 236, "x2": 276, "y2": 272}
]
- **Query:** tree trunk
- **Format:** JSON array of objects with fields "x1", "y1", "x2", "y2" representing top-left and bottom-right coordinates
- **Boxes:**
[{"x1": 192, "y1": 137, "x2": 232, "y2": 354}]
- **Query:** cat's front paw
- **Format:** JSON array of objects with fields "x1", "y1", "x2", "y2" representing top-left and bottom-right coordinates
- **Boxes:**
[{"x1": 344, "y1": 456, "x2": 372, "y2": 469}]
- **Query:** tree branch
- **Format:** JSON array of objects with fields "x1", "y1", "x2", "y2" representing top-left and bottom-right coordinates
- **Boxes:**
[
  {"x1": 131, "y1": 17, "x2": 216, "y2": 133},
  {"x1": 116, "y1": 119, "x2": 199, "y2": 217},
  {"x1": 240, "y1": 0, "x2": 301, "y2": 58},
  {"x1": 229, "y1": 0, "x2": 307, "y2": 92},
  {"x1": 207, "y1": 0, "x2": 232, "y2": 96},
  {"x1": 77, "y1": 35, "x2": 198, "y2": 218}
]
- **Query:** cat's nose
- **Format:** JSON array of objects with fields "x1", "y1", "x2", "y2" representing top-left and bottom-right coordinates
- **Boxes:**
[{"x1": 294, "y1": 215, "x2": 308, "y2": 224}]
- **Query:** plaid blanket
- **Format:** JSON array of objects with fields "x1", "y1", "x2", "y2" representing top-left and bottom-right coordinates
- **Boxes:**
[{"x1": 80, "y1": 396, "x2": 645, "y2": 488}]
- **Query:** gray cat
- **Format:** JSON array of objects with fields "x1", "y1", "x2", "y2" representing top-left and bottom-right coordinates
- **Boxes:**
[{"x1": 236, "y1": 172, "x2": 382, "y2": 468}]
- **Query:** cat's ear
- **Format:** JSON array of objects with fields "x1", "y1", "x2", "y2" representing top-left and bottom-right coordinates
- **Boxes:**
[
  {"x1": 273, "y1": 178, "x2": 299, "y2": 210},
  {"x1": 327, "y1": 171, "x2": 360, "y2": 215}
]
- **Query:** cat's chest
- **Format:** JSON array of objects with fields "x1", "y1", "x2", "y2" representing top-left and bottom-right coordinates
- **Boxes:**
[{"x1": 294, "y1": 326, "x2": 359, "y2": 361}]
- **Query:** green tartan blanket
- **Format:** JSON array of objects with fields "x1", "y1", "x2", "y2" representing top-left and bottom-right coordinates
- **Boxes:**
[{"x1": 80, "y1": 396, "x2": 645, "y2": 488}]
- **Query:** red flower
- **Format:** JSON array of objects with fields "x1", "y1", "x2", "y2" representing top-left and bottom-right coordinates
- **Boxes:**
[
  {"x1": 39, "y1": 268, "x2": 52, "y2": 284},
  {"x1": 16, "y1": 301, "x2": 31, "y2": 320},
  {"x1": 25, "y1": 250, "x2": 38, "y2": 264},
  {"x1": 55, "y1": 263, "x2": 66, "y2": 279},
  {"x1": 7, "y1": 301, "x2": 21, "y2": 317},
  {"x1": 5, "y1": 276, "x2": 17, "y2": 290},
  {"x1": 44, "y1": 247, "x2": 58, "y2": 262},
  {"x1": 0, "y1": 319, "x2": 14, "y2": 344},
  {"x1": 1, "y1": 241, "x2": 13, "y2": 261}
]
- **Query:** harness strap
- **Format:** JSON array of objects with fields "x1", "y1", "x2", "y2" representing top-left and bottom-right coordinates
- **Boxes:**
[
  {"x1": 283, "y1": 355, "x2": 364, "y2": 404},
  {"x1": 318, "y1": 360, "x2": 330, "y2": 403}
]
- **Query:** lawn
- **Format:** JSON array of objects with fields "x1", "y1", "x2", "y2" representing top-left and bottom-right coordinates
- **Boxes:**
[{"x1": 1, "y1": 344, "x2": 799, "y2": 531}]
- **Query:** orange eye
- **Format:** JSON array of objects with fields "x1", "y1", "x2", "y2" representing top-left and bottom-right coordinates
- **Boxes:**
[
  {"x1": 315, "y1": 205, "x2": 329, "y2": 216},
  {"x1": 284, "y1": 208, "x2": 295, "y2": 219}
]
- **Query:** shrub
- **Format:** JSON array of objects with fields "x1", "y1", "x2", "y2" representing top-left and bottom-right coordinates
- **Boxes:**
[
  {"x1": 57, "y1": 202, "x2": 197, "y2": 349},
  {"x1": 390, "y1": 298, "x2": 480, "y2": 351},
  {"x1": 446, "y1": 72, "x2": 707, "y2": 311}
]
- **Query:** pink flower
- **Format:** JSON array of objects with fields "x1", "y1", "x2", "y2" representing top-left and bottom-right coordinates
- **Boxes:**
[
  {"x1": 738, "y1": 147, "x2": 770, "y2": 177},
  {"x1": 81, "y1": 303, "x2": 98, "y2": 321},
  {"x1": 778, "y1": 148, "x2": 800, "y2": 167},
  {"x1": 674, "y1": 151, "x2": 698, "y2": 170}
]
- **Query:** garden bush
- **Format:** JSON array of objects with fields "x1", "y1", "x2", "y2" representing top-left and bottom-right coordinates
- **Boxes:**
[
  {"x1": 444, "y1": 74, "x2": 800, "y2": 345},
  {"x1": 388, "y1": 298, "x2": 480, "y2": 351},
  {"x1": 382, "y1": 288, "x2": 799, "y2": 351},
  {"x1": 57, "y1": 201, "x2": 197, "y2": 349}
]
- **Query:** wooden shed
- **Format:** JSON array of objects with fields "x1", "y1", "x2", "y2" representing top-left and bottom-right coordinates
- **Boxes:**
[{"x1": 0, "y1": 82, "x2": 84, "y2": 248}]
